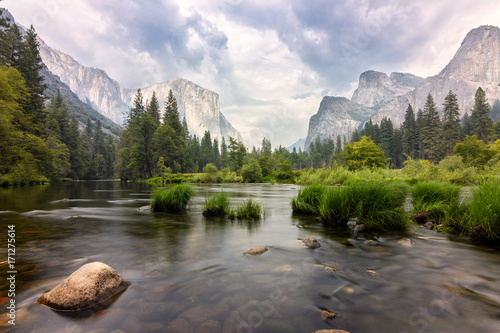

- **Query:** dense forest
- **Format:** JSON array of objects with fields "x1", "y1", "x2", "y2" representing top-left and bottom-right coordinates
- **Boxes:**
[
  {"x1": 0, "y1": 12, "x2": 116, "y2": 184},
  {"x1": 2, "y1": 9, "x2": 500, "y2": 185}
]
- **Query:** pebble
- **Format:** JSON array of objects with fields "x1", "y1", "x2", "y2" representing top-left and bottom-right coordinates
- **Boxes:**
[
  {"x1": 397, "y1": 238, "x2": 413, "y2": 247},
  {"x1": 302, "y1": 238, "x2": 321, "y2": 249}
]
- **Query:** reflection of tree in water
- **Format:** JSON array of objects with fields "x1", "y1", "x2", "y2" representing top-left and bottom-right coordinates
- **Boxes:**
[{"x1": 233, "y1": 218, "x2": 261, "y2": 232}]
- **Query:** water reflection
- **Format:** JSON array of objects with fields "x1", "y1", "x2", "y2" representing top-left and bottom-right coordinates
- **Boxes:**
[{"x1": 1, "y1": 182, "x2": 500, "y2": 332}]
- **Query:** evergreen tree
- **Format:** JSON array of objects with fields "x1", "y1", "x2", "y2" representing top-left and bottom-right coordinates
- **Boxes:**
[
  {"x1": 200, "y1": 131, "x2": 214, "y2": 167},
  {"x1": 46, "y1": 91, "x2": 69, "y2": 143},
  {"x1": 182, "y1": 117, "x2": 189, "y2": 143},
  {"x1": 164, "y1": 89, "x2": 182, "y2": 134},
  {"x1": 379, "y1": 117, "x2": 393, "y2": 158},
  {"x1": 471, "y1": 87, "x2": 493, "y2": 142},
  {"x1": 401, "y1": 104, "x2": 418, "y2": 159},
  {"x1": 213, "y1": 138, "x2": 221, "y2": 169},
  {"x1": 334, "y1": 135, "x2": 343, "y2": 165},
  {"x1": 441, "y1": 90, "x2": 462, "y2": 155},
  {"x1": 461, "y1": 112, "x2": 473, "y2": 138},
  {"x1": 146, "y1": 91, "x2": 160, "y2": 126},
  {"x1": 17, "y1": 25, "x2": 47, "y2": 129},
  {"x1": 227, "y1": 137, "x2": 246, "y2": 172},
  {"x1": 420, "y1": 94, "x2": 441, "y2": 162},
  {"x1": 351, "y1": 129, "x2": 361, "y2": 142},
  {"x1": 129, "y1": 89, "x2": 145, "y2": 122},
  {"x1": 415, "y1": 109, "x2": 424, "y2": 158},
  {"x1": 391, "y1": 128, "x2": 403, "y2": 168},
  {"x1": 220, "y1": 137, "x2": 228, "y2": 169},
  {"x1": 67, "y1": 117, "x2": 83, "y2": 179}
]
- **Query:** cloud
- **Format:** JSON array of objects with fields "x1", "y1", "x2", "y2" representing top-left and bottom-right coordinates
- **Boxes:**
[{"x1": 4, "y1": 0, "x2": 500, "y2": 148}]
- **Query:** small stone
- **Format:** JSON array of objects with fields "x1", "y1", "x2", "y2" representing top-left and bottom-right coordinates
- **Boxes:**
[
  {"x1": 353, "y1": 224, "x2": 367, "y2": 234},
  {"x1": 196, "y1": 319, "x2": 222, "y2": 333},
  {"x1": 244, "y1": 247, "x2": 268, "y2": 255},
  {"x1": 423, "y1": 221, "x2": 434, "y2": 229},
  {"x1": 302, "y1": 238, "x2": 321, "y2": 249},
  {"x1": 397, "y1": 238, "x2": 413, "y2": 247},
  {"x1": 138, "y1": 205, "x2": 151, "y2": 211},
  {"x1": 320, "y1": 310, "x2": 337, "y2": 321}
]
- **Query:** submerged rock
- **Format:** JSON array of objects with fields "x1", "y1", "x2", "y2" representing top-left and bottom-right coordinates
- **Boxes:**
[
  {"x1": 397, "y1": 238, "x2": 413, "y2": 247},
  {"x1": 302, "y1": 238, "x2": 321, "y2": 249},
  {"x1": 244, "y1": 247, "x2": 268, "y2": 255},
  {"x1": 353, "y1": 224, "x2": 367, "y2": 234},
  {"x1": 38, "y1": 262, "x2": 130, "y2": 313},
  {"x1": 423, "y1": 221, "x2": 434, "y2": 230},
  {"x1": 138, "y1": 205, "x2": 151, "y2": 211}
]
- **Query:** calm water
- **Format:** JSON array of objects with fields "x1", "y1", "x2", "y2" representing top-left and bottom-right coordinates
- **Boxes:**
[{"x1": 1, "y1": 182, "x2": 500, "y2": 333}]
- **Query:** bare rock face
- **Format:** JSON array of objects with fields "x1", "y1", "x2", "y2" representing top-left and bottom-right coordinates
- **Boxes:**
[
  {"x1": 351, "y1": 71, "x2": 423, "y2": 108},
  {"x1": 372, "y1": 25, "x2": 500, "y2": 126},
  {"x1": 36, "y1": 32, "x2": 242, "y2": 143},
  {"x1": 38, "y1": 262, "x2": 130, "y2": 313},
  {"x1": 304, "y1": 97, "x2": 376, "y2": 151}
]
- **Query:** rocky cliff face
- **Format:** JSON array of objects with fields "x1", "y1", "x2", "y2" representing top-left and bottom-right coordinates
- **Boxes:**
[
  {"x1": 304, "y1": 97, "x2": 376, "y2": 150},
  {"x1": 306, "y1": 25, "x2": 500, "y2": 145},
  {"x1": 372, "y1": 25, "x2": 500, "y2": 126},
  {"x1": 35, "y1": 26, "x2": 241, "y2": 142},
  {"x1": 127, "y1": 79, "x2": 242, "y2": 142},
  {"x1": 351, "y1": 71, "x2": 423, "y2": 108}
]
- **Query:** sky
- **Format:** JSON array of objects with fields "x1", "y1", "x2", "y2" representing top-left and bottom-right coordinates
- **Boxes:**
[{"x1": 4, "y1": 0, "x2": 500, "y2": 148}]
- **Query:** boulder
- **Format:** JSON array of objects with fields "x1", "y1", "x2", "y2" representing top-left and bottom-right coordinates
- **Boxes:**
[
  {"x1": 302, "y1": 238, "x2": 321, "y2": 249},
  {"x1": 423, "y1": 221, "x2": 434, "y2": 230},
  {"x1": 353, "y1": 224, "x2": 367, "y2": 234},
  {"x1": 244, "y1": 247, "x2": 268, "y2": 255},
  {"x1": 38, "y1": 262, "x2": 130, "y2": 313}
]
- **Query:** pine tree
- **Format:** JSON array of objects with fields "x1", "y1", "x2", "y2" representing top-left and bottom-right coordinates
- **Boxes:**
[
  {"x1": 46, "y1": 90, "x2": 69, "y2": 143},
  {"x1": 415, "y1": 109, "x2": 424, "y2": 159},
  {"x1": 164, "y1": 89, "x2": 182, "y2": 134},
  {"x1": 146, "y1": 91, "x2": 160, "y2": 126},
  {"x1": 17, "y1": 25, "x2": 47, "y2": 129},
  {"x1": 471, "y1": 87, "x2": 493, "y2": 142},
  {"x1": 213, "y1": 138, "x2": 221, "y2": 169},
  {"x1": 200, "y1": 131, "x2": 214, "y2": 167},
  {"x1": 379, "y1": 117, "x2": 394, "y2": 158},
  {"x1": 129, "y1": 89, "x2": 145, "y2": 122},
  {"x1": 391, "y1": 128, "x2": 403, "y2": 168},
  {"x1": 461, "y1": 112, "x2": 473, "y2": 138},
  {"x1": 420, "y1": 94, "x2": 441, "y2": 163},
  {"x1": 220, "y1": 137, "x2": 228, "y2": 169},
  {"x1": 401, "y1": 104, "x2": 418, "y2": 159},
  {"x1": 441, "y1": 90, "x2": 462, "y2": 155},
  {"x1": 182, "y1": 116, "x2": 189, "y2": 143}
]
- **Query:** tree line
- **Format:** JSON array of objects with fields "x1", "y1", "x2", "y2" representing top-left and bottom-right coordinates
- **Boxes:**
[{"x1": 0, "y1": 12, "x2": 116, "y2": 184}]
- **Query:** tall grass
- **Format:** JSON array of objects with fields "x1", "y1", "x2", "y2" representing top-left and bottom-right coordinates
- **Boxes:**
[
  {"x1": 151, "y1": 184, "x2": 194, "y2": 212},
  {"x1": 291, "y1": 184, "x2": 325, "y2": 215},
  {"x1": 465, "y1": 178, "x2": 500, "y2": 243},
  {"x1": 319, "y1": 186, "x2": 357, "y2": 226},
  {"x1": 228, "y1": 198, "x2": 264, "y2": 220},
  {"x1": 319, "y1": 180, "x2": 411, "y2": 231},
  {"x1": 411, "y1": 181, "x2": 460, "y2": 222},
  {"x1": 202, "y1": 192, "x2": 230, "y2": 217}
]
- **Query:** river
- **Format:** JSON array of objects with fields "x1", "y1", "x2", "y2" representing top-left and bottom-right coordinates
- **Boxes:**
[{"x1": 1, "y1": 181, "x2": 500, "y2": 332}]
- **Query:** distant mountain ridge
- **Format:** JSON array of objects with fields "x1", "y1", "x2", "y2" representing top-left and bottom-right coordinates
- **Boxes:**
[
  {"x1": 35, "y1": 27, "x2": 242, "y2": 143},
  {"x1": 305, "y1": 25, "x2": 500, "y2": 150}
]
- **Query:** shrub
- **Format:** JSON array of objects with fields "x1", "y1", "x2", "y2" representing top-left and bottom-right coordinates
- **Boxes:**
[
  {"x1": 228, "y1": 198, "x2": 264, "y2": 219},
  {"x1": 291, "y1": 184, "x2": 325, "y2": 215},
  {"x1": 151, "y1": 184, "x2": 194, "y2": 212},
  {"x1": 202, "y1": 163, "x2": 220, "y2": 183},
  {"x1": 202, "y1": 192, "x2": 230, "y2": 217},
  {"x1": 241, "y1": 159, "x2": 263, "y2": 183}
]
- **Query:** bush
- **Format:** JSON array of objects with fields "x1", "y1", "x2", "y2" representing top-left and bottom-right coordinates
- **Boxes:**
[
  {"x1": 151, "y1": 184, "x2": 194, "y2": 212},
  {"x1": 202, "y1": 163, "x2": 220, "y2": 183},
  {"x1": 411, "y1": 181, "x2": 460, "y2": 222},
  {"x1": 319, "y1": 186, "x2": 358, "y2": 227},
  {"x1": 291, "y1": 184, "x2": 325, "y2": 215},
  {"x1": 465, "y1": 178, "x2": 500, "y2": 243},
  {"x1": 241, "y1": 159, "x2": 263, "y2": 183},
  {"x1": 202, "y1": 192, "x2": 230, "y2": 217},
  {"x1": 228, "y1": 198, "x2": 264, "y2": 219}
]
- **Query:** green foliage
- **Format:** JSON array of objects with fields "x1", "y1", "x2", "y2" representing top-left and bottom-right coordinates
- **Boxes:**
[
  {"x1": 228, "y1": 198, "x2": 264, "y2": 220},
  {"x1": 241, "y1": 158, "x2": 263, "y2": 183},
  {"x1": 465, "y1": 178, "x2": 500, "y2": 243},
  {"x1": 471, "y1": 87, "x2": 493, "y2": 142},
  {"x1": 411, "y1": 181, "x2": 460, "y2": 221},
  {"x1": 291, "y1": 184, "x2": 325, "y2": 215},
  {"x1": 151, "y1": 184, "x2": 194, "y2": 213},
  {"x1": 319, "y1": 185, "x2": 357, "y2": 226},
  {"x1": 202, "y1": 192, "x2": 230, "y2": 217},
  {"x1": 420, "y1": 94, "x2": 441, "y2": 163},
  {"x1": 227, "y1": 137, "x2": 246, "y2": 172},
  {"x1": 201, "y1": 163, "x2": 220, "y2": 183},
  {"x1": 441, "y1": 90, "x2": 462, "y2": 156},
  {"x1": 454, "y1": 135, "x2": 495, "y2": 168},
  {"x1": 402, "y1": 104, "x2": 418, "y2": 159},
  {"x1": 342, "y1": 136, "x2": 388, "y2": 170}
]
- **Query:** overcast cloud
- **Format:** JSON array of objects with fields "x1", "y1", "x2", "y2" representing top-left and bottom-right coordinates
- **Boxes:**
[{"x1": 5, "y1": 0, "x2": 500, "y2": 148}]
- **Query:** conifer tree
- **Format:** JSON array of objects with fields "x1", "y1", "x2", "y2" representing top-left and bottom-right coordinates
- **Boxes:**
[
  {"x1": 461, "y1": 112, "x2": 473, "y2": 138},
  {"x1": 415, "y1": 109, "x2": 424, "y2": 158},
  {"x1": 441, "y1": 90, "x2": 462, "y2": 155},
  {"x1": 164, "y1": 89, "x2": 182, "y2": 134},
  {"x1": 379, "y1": 117, "x2": 394, "y2": 158},
  {"x1": 220, "y1": 137, "x2": 228, "y2": 169},
  {"x1": 401, "y1": 104, "x2": 418, "y2": 159},
  {"x1": 146, "y1": 91, "x2": 160, "y2": 126},
  {"x1": 471, "y1": 87, "x2": 493, "y2": 142},
  {"x1": 420, "y1": 94, "x2": 441, "y2": 163},
  {"x1": 129, "y1": 89, "x2": 145, "y2": 122},
  {"x1": 182, "y1": 117, "x2": 189, "y2": 143}
]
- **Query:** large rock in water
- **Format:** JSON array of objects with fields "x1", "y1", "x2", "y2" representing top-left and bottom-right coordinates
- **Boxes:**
[{"x1": 38, "y1": 262, "x2": 130, "y2": 313}]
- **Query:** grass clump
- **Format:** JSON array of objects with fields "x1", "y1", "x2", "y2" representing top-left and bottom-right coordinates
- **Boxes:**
[
  {"x1": 354, "y1": 180, "x2": 411, "y2": 232},
  {"x1": 319, "y1": 186, "x2": 358, "y2": 227},
  {"x1": 291, "y1": 184, "x2": 325, "y2": 215},
  {"x1": 202, "y1": 192, "x2": 230, "y2": 217},
  {"x1": 151, "y1": 184, "x2": 194, "y2": 212},
  {"x1": 465, "y1": 178, "x2": 500, "y2": 244},
  {"x1": 411, "y1": 181, "x2": 460, "y2": 222},
  {"x1": 228, "y1": 198, "x2": 264, "y2": 220}
]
